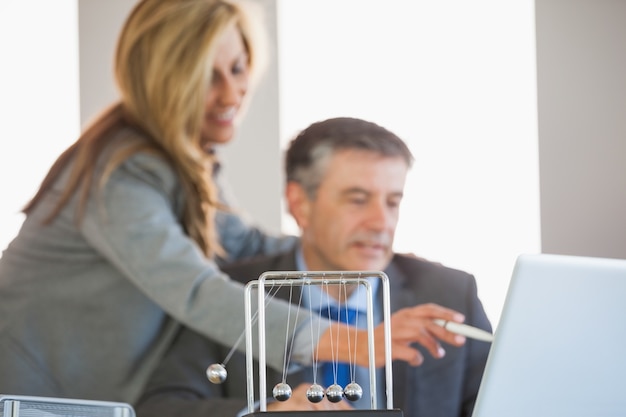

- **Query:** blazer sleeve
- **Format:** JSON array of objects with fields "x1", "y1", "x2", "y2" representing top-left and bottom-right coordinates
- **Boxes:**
[
  {"x1": 79, "y1": 152, "x2": 316, "y2": 371},
  {"x1": 213, "y1": 161, "x2": 297, "y2": 263}
]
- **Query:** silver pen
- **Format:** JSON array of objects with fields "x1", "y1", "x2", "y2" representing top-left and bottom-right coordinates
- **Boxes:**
[{"x1": 433, "y1": 319, "x2": 494, "y2": 343}]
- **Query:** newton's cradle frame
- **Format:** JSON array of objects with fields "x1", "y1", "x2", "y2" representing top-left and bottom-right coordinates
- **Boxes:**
[{"x1": 243, "y1": 271, "x2": 403, "y2": 417}]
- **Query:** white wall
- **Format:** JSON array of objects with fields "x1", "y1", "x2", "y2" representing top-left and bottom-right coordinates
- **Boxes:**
[
  {"x1": 0, "y1": 0, "x2": 80, "y2": 252},
  {"x1": 277, "y1": 0, "x2": 541, "y2": 326},
  {"x1": 77, "y1": 0, "x2": 129, "y2": 128},
  {"x1": 535, "y1": 0, "x2": 626, "y2": 259},
  {"x1": 219, "y1": 0, "x2": 282, "y2": 232}
]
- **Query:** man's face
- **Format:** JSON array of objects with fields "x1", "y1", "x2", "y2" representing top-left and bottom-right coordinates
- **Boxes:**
[{"x1": 291, "y1": 149, "x2": 409, "y2": 272}]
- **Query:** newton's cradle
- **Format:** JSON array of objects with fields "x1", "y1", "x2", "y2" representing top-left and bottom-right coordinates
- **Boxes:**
[{"x1": 207, "y1": 271, "x2": 404, "y2": 417}]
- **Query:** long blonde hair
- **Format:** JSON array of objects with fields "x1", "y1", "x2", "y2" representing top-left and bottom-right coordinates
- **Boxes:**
[{"x1": 24, "y1": 0, "x2": 267, "y2": 257}]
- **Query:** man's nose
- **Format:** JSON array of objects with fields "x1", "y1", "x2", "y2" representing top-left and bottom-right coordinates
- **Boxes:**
[{"x1": 365, "y1": 202, "x2": 394, "y2": 230}]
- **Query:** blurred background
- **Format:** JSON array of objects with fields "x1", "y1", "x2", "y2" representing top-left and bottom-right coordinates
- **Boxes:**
[{"x1": 1, "y1": 0, "x2": 624, "y2": 327}]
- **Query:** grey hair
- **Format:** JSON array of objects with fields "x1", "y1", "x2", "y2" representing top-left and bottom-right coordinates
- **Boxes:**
[
  {"x1": 285, "y1": 117, "x2": 414, "y2": 199},
  {"x1": 290, "y1": 143, "x2": 335, "y2": 198}
]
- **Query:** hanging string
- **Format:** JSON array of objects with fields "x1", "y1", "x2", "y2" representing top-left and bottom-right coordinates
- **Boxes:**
[
  {"x1": 284, "y1": 279, "x2": 304, "y2": 379},
  {"x1": 308, "y1": 281, "x2": 321, "y2": 384},
  {"x1": 280, "y1": 280, "x2": 295, "y2": 383},
  {"x1": 346, "y1": 277, "x2": 361, "y2": 382},
  {"x1": 342, "y1": 276, "x2": 363, "y2": 402},
  {"x1": 208, "y1": 280, "x2": 284, "y2": 385},
  {"x1": 324, "y1": 279, "x2": 339, "y2": 384},
  {"x1": 222, "y1": 281, "x2": 282, "y2": 366},
  {"x1": 305, "y1": 278, "x2": 327, "y2": 403},
  {"x1": 273, "y1": 277, "x2": 311, "y2": 402},
  {"x1": 335, "y1": 279, "x2": 346, "y2": 385}
]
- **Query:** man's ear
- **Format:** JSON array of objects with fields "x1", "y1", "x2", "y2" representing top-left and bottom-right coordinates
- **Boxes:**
[{"x1": 286, "y1": 182, "x2": 311, "y2": 228}]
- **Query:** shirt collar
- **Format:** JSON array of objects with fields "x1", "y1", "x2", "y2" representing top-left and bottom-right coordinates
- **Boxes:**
[{"x1": 295, "y1": 247, "x2": 379, "y2": 311}]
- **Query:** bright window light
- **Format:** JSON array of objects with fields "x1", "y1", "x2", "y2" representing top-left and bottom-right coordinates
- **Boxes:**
[
  {"x1": 0, "y1": 1, "x2": 80, "y2": 254},
  {"x1": 277, "y1": 0, "x2": 540, "y2": 326}
]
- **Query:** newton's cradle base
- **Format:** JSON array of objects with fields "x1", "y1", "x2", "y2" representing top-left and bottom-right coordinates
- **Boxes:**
[{"x1": 244, "y1": 410, "x2": 404, "y2": 417}]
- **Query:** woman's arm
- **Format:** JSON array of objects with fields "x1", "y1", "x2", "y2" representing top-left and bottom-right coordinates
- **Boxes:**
[{"x1": 80, "y1": 152, "x2": 311, "y2": 371}]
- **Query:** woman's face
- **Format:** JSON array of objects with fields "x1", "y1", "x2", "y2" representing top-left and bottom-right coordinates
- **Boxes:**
[{"x1": 201, "y1": 24, "x2": 250, "y2": 147}]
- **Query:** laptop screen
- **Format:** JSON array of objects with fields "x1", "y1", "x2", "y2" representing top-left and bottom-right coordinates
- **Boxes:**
[{"x1": 472, "y1": 253, "x2": 626, "y2": 417}]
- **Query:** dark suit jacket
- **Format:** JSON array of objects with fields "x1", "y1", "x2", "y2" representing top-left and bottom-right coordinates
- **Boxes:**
[{"x1": 135, "y1": 250, "x2": 492, "y2": 417}]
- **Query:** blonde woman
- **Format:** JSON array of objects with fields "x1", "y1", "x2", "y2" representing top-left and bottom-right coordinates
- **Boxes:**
[
  {"x1": 0, "y1": 0, "x2": 313, "y2": 403},
  {"x1": 0, "y1": 0, "x2": 431, "y2": 404}
]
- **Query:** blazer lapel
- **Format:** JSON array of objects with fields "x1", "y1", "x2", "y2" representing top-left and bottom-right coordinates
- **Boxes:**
[{"x1": 383, "y1": 258, "x2": 412, "y2": 411}]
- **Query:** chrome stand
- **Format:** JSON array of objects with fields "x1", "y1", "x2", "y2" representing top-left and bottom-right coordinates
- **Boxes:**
[{"x1": 243, "y1": 271, "x2": 403, "y2": 417}]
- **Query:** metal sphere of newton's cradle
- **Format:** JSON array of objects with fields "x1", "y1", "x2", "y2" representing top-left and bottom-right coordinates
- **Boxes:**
[
  {"x1": 206, "y1": 363, "x2": 227, "y2": 384},
  {"x1": 306, "y1": 383, "x2": 325, "y2": 403},
  {"x1": 273, "y1": 382, "x2": 292, "y2": 401},
  {"x1": 344, "y1": 382, "x2": 364, "y2": 402},
  {"x1": 204, "y1": 282, "x2": 287, "y2": 387},
  {"x1": 325, "y1": 384, "x2": 344, "y2": 403}
]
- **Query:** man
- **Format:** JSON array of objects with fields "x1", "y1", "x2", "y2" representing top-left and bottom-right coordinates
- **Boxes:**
[{"x1": 135, "y1": 117, "x2": 492, "y2": 417}]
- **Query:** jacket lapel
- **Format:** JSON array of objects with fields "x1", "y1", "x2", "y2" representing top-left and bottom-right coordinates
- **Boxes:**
[{"x1": 382, "y1": 258, "x2": 411, "y2": 410}]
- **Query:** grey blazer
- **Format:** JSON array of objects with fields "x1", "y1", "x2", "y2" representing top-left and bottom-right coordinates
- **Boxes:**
[
  {"x1": 135, "y1": 249, "x2": 492, "y2": 417},
  {"x1": 0, "y1": 127, "x2": 301, "y2": 403}
]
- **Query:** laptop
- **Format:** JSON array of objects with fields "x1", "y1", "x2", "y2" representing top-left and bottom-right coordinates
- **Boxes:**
[{"x1": 472, "y1": 253, "x2": 626, "y2": 417}]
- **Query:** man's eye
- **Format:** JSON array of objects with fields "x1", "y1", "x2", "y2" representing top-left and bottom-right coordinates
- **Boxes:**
[
  {"x1": 349, "y1": 198, "x2": 367, "y2": 205},
  {"x1": 388, "y1": 199, "x2": 402, "y2": 209}
]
